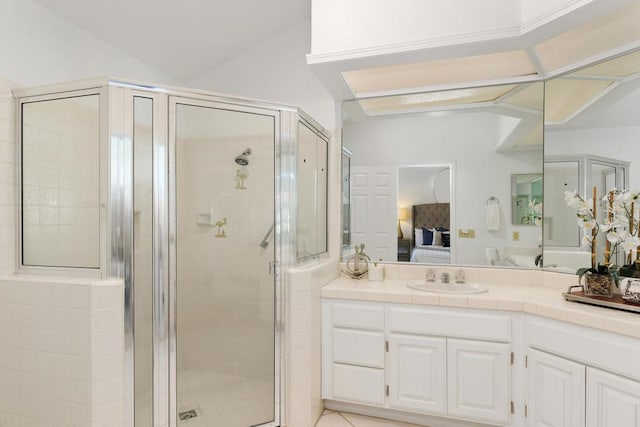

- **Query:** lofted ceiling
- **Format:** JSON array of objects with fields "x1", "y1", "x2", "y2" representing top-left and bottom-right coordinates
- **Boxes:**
[{"x1": 30, "y1": 0, "x2": 310, "y2": 83}]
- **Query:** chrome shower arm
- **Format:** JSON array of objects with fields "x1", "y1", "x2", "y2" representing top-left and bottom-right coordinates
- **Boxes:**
[{"x1": 259, "y1": 223, "x2": 274, "y2": 248}]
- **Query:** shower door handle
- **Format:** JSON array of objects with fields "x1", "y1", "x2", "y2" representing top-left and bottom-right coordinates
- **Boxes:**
[{"x1": 268, "y1": 261, "x2": 278, "y2": 276}]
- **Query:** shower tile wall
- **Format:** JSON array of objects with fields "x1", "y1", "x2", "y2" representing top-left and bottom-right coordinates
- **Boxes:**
[
  {"x1": 0, "y1": 277, "x2": 123, "y2": 427},
  {"x1": 286, "y1": 260, "x2": 339, "y2": 427},
  {"x1": 0, "y1": 79, "x2": 16, "y2": 276}
]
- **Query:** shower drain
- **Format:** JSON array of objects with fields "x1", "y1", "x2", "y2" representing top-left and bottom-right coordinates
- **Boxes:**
[{"x1": 178, "y1": 409, "x2": 198, "y2": 421}]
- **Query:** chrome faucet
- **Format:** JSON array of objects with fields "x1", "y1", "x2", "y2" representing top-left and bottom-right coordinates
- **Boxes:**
[
  {"x1": 441, "y1": 272, "x2": 450, "y2": 283},
  {"x1": 455, "y1": 269, "x2": 466, "y2": 284}
]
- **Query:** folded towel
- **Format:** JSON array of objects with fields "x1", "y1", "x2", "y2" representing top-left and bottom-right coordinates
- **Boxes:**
[{"x1": 486, "y1": 200, "x2": 500, "y2": 231}]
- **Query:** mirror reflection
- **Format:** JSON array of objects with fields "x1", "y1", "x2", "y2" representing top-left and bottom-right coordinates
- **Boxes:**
[
  {"x1": 343, "y1": 81, "x2": 544, "y2": 268},
  {"x1": 543, "y1": 49, "x2": 640, "y2": 273},
  {"x1": 511, "y1": 174, "x2": 542, "y2": 226}
]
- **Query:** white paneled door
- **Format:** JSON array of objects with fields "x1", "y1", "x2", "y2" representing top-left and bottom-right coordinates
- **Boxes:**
[
  {"x1": 351, "y1": 166, "x2": 397, "y2": 261},
  {"x1": 587, "y1": 367, "x2": 640, "y2": 427},
  {"x1": 447, "y1": 339, "x2": 511, "y2": 425},
  {"x1": 527, "y1": 348, "x2": 585, "y2": 427},
  {"x1": 388, "y1": 334, "x2": 447, "y2": 415}
]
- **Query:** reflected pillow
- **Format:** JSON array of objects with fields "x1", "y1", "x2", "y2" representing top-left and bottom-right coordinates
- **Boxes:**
[
  {"x1": 414, "y1": 228, "x2": 423, "y2": 246},
  {"x1": 442, "y1": 232, "x2": 451, "y2": 247},
  {"x1": 421, "y1": 228, "x2": 433, "y2": 246},
  {"x1": 432, "y1": 230, "x2": 443, "y2": 246}
]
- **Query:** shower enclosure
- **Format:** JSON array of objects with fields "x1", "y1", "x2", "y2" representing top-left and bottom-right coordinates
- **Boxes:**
[{"x1": 15, "y1": 78, "x2": 330, "y2": 427}]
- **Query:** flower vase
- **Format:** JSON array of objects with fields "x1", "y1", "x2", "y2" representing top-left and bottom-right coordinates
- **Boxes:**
[{"x1": 582, "y1": 272, "x2": 614, "y2": 298}]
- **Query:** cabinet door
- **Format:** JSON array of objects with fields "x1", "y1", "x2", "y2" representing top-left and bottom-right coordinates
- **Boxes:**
[
  {"x1": 587, "y1": 367, "x2": 640, "y2": 427},
  {"x1": 448, "y1": 339, "x2": 510, "y2": 425},
  {"x1": 388, "y1": 334, "x2": 446, "y2": 415},
  {"x1": 528, "y1": 348, "x2": 585, "y2": 427}
]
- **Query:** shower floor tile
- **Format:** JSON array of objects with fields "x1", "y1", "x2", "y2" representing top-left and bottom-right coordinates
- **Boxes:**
[{"x1": 178, "y1": 369, "x2": 274, "y2": 427}]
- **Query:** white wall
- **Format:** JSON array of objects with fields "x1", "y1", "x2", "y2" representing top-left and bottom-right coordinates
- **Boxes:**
[
  {"x1": 187, "y1": 21, "x2": 338, "y2": 131},
  {"x1": 344, "y1": 112, "x2": 543, "y2": 265},
  {"x1": 0, "y1": 0, "x2": 175, "y2": 87}
]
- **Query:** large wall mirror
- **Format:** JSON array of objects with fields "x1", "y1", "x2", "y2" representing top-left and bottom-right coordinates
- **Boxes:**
[
  {"x1": 543, "y1": 49, "x2": 640, "y2": 273},
  {"x1": 342, "y1": 81, "x2": 544, "y2": 268}
]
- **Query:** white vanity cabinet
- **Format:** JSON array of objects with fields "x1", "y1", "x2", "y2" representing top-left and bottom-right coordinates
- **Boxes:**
[
  {"x1": 322, "y1": 299, "x2": 513, "y2": 426},
  {"x1": 527, "y1": 348, "x2": 585, "y2": 427},
  {"x1": 586, "y1": 368, "x2": 640, "y2": 427},
  {"x1": 526, "y1": 316, "x2": 640, "y2": 427}
]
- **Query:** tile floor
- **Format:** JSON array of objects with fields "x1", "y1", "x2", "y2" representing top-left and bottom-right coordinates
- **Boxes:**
[{"x1": 315, "y1": 410, "x2": 428, "y2": 427}]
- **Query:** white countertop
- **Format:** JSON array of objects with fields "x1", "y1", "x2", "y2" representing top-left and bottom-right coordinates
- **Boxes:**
[{"x1": 322, "y1": 275, "x2": 640, "y2": 339}]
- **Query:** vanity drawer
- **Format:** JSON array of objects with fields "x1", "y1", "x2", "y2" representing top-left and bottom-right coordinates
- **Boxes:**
[
  {"x1": 331, "y1": 363, "x2": 385, "y2": 406},
  {"x1": 332, "y1": 328, "x2": 385, "y2": 368},
  {"x1": 331, "y1": 301, "x2": 385, "y2": 331},
  {"x1": 388, "y1": 306, "x2": 511, "y2": 342}
]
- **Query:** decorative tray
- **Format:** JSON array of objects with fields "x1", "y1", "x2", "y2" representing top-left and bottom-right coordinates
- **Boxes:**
[{"x1": 563, "y1": 285, "x2": 640, "y2": 314}]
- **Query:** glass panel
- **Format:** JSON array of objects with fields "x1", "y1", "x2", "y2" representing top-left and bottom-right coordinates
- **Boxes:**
[
  {"x1": 22, "y1": 94, "x2": 100, "y2": 268},
  {"x1": 175, "y1": 104, "x2": 275, "y2": 427},
  {"x1": 592, "y1": 162, "x2": 618, "y2": 265},
  {"x1": 297, "y1": 122, "x2": 318, "y2": 258},
  {"x1": 317, "y1": 136, "x2": 328, "y2": 254},
  {"x1": 133, "y1": 96, "x2": 153, "y2": 427}
]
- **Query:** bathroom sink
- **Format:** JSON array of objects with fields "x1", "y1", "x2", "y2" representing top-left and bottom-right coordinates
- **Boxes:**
[{"x1": 407, "y1": 281, "x2": 489, "y2": 294}]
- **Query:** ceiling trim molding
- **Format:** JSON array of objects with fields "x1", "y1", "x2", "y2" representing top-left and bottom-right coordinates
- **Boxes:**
[
  {"x1": 351, "y1": 75, "x2": 543, "y2": 100},
  {"x1": 306, "y1": 25, "x2": 522, "y2": 65},
  {"x1": 307, "y1": 0, "x2": 598, "y2": 66},
  {"x1": 520, "y1": 0, "x2": 594, "y2": 34}
]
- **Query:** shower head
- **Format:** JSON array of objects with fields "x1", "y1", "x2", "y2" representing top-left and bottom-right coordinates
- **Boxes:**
[{"x1": 235, "y1": 148, "x2": 252, "y2": 166}]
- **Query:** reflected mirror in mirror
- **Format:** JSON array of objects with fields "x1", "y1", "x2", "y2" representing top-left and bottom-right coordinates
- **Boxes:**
[
  {"x1": 21, "y1": 94, "x2": 101, "y2": 268},
  {"x1": 544, "y1": 49, "x2": 640, "y2": 274},
  {"x1": 343, "y1": 81, "x2": 544, "y2": 269},
  {"x1": 341, "y1": 148, "x2": 351, "y2": 248},
  {"x1": 511, "y1": 174, "x2": 542, "y2": 225}
]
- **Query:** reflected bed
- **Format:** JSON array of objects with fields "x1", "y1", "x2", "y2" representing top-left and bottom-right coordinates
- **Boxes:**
[{"x1": 411, "y1": 203, "x2": 451, "y2": 264}]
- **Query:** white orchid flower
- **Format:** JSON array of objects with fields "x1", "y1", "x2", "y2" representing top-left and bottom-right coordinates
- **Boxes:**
[
  {"x1": 606, "y1": 228, "x2": 629, "y2": 244},
  {"x1": 581, "y1": 234, "x2": 593, "y2": 248},
  {"x1": 622, "y1": 236, "x2": 640, "y2": 254},
  {"x1": 578, "y1": 218, "x2": 597, "y2": 230}
]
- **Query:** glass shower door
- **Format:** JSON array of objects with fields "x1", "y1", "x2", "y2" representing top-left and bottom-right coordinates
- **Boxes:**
[{"x1": 171, "y1": 100, "x2": 277, "y2": 427}]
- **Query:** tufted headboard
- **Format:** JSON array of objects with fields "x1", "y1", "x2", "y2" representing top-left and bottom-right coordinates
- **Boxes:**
[{"x1": 412, "y1": 203, "x2": 450, "y2": 244}]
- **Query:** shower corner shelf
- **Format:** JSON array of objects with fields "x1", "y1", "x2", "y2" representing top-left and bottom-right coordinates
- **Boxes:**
[{"x1": 196, "y1": 213, "x2": 214, "y2": 226}]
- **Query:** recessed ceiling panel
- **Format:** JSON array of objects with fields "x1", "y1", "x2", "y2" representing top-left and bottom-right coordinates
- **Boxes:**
[
  {"x1": 342, "y1": 50, "x2": 536, "y2": 95},
  {"x1": 358, "y1": 85, "x2": 517, "y2": 114},
  {"x1": 545, "y1": 78, "x2": 614, "y2": 124},
  {"x1": 533, "y1": 2, "x2": 640, "y2": 73},
  {"x1": 500, "y1": 83, "x2": 543, "y2": 111},
  {"x1": 575, "y1": 49, "x2": 640, "y2": 78}
]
